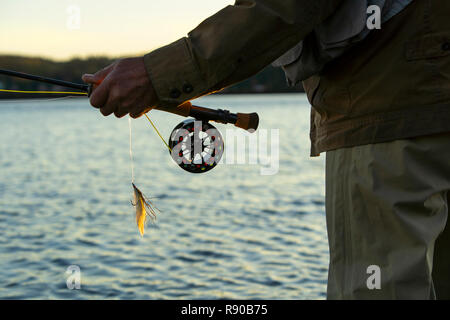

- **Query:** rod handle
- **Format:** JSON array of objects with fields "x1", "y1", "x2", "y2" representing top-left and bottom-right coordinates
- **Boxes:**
[
  {"x1": 161, "y1": 101, "x2": 192, "y2": 117},
  {"x1": 235, "y1": 112, "x2": 259, "y2": 131},
  {"x1": 161, "y1": 102, "x2": 259, "y2": 131}
]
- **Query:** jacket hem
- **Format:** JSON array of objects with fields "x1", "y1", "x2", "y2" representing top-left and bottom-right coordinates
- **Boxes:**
[{"x1": 310, "y1": 103, "x2": 450, "y2": 156}]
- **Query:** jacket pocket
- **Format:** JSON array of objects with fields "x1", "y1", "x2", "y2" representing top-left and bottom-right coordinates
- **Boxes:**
[
  {"x1": 303, "y1": 74, "x2": 353, "y2": 116},
  {"x1": 405, "y1": 31, "x2": 450, "y2": 61},
  {"x1": 405, "y1": 31, "x2": 450, "y2": 104}
]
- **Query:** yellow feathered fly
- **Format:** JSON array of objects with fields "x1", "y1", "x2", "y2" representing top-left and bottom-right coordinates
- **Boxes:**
[
  {"x1": 131, "y1": 183, "x2": 159, "y2": 236},
  {"x1": 128, "y1": 116, "x2": 164, "y2": 236}
]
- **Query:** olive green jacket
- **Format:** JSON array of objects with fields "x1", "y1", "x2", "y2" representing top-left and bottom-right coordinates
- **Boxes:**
[{"x1": 143, "y1": 0, "x2": 450, "y2": 156}]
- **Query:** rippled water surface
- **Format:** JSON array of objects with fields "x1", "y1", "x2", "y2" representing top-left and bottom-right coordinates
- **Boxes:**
[{"x1": 0, "y1": 94, "x2": 328, "y2": 299}]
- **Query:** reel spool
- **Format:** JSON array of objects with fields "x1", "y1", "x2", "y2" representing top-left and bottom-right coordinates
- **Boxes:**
[{"x1": 168, "y1": 119, "x2": 224, "y2": 173}]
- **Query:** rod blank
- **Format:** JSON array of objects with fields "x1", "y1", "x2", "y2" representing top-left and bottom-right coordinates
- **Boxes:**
[{"x1": 0, "y1": 69, "x2": 90, "y2": 92}]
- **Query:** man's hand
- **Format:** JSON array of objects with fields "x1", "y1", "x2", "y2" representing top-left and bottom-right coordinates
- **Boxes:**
[{"x1": 82, "y1": 57, "x2": 157, "y2": 118}]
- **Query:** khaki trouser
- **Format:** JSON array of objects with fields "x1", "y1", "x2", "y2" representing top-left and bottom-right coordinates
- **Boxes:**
[{"x1": 325, "y1": 132, "x2": 450, "y2": 299}]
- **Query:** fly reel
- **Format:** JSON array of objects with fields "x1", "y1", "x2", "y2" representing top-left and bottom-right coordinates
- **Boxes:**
[
  {"x1": 168, "y1": 119, "x2": 224, "y2": 173},
  {"x1": 167, "y1": 104, "x2": 259, "y2": 174}
]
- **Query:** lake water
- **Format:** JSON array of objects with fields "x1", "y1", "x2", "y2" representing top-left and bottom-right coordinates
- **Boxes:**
[{"x1": 0, "y1": 94, "x2": 328, "y2": 299}]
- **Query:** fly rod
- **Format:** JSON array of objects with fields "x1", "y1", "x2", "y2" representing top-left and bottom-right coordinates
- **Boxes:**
[{"x1": 0, "y1": 68, "x2": 258, "y2": 131}]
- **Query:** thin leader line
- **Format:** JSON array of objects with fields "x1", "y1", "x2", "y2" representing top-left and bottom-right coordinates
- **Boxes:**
[{"x1": 129, "y1": 116, "x2": 135, "y2": 183}]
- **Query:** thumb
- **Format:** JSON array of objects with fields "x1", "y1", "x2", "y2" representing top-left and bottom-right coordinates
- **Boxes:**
[
  {"x1": 82, "y1": 64, "x2": 114, "y2": 84},
  {"x1": 82, "y1": 73, "x2": 96, "y2": 84}
]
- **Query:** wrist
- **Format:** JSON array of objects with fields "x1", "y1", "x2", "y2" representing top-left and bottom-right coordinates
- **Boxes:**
[{"x1": 143, "y1": 38, "x2": 208, "y2": 112}]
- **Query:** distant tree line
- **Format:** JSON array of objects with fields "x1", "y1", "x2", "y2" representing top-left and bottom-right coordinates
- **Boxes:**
[{"x1": 0, "y1": 55, "x2": 304, "y2": 98}]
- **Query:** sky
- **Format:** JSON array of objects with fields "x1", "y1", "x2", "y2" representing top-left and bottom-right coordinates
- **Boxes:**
[{"x1": 0, "y1": 0, "x2": 233, "y2": 60}]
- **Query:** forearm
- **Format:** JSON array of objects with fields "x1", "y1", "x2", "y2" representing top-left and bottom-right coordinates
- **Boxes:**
[{"x1": 144, "y1": 0, "x2": 343, "y2": 111}]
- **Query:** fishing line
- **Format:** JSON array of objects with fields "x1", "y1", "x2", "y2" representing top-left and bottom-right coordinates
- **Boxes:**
[
  {"x1": 128, "y1": 116, "x2": 135, "y2": 184},
  {"x1": 0, "y1": 89, "x2": 87, "y2": 95},
  {"x1": 144, "y1": 113, "x2": 172, "y2": 152},
  {"x1": 0, "y1": 95, "x2": 83, "y2": 104},
  {"x1": 0, "y1": 69, "x2": 260, "y2": 234}
]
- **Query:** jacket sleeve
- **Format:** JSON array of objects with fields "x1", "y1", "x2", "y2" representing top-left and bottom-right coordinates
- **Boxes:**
[{"x1": 143, "y1": 0, "x2": 344, "y2": 111}]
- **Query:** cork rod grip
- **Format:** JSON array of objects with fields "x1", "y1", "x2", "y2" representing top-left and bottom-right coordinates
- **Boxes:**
[{"x1": 235, "y1": 112, "x2": 259, "y2": 131}]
